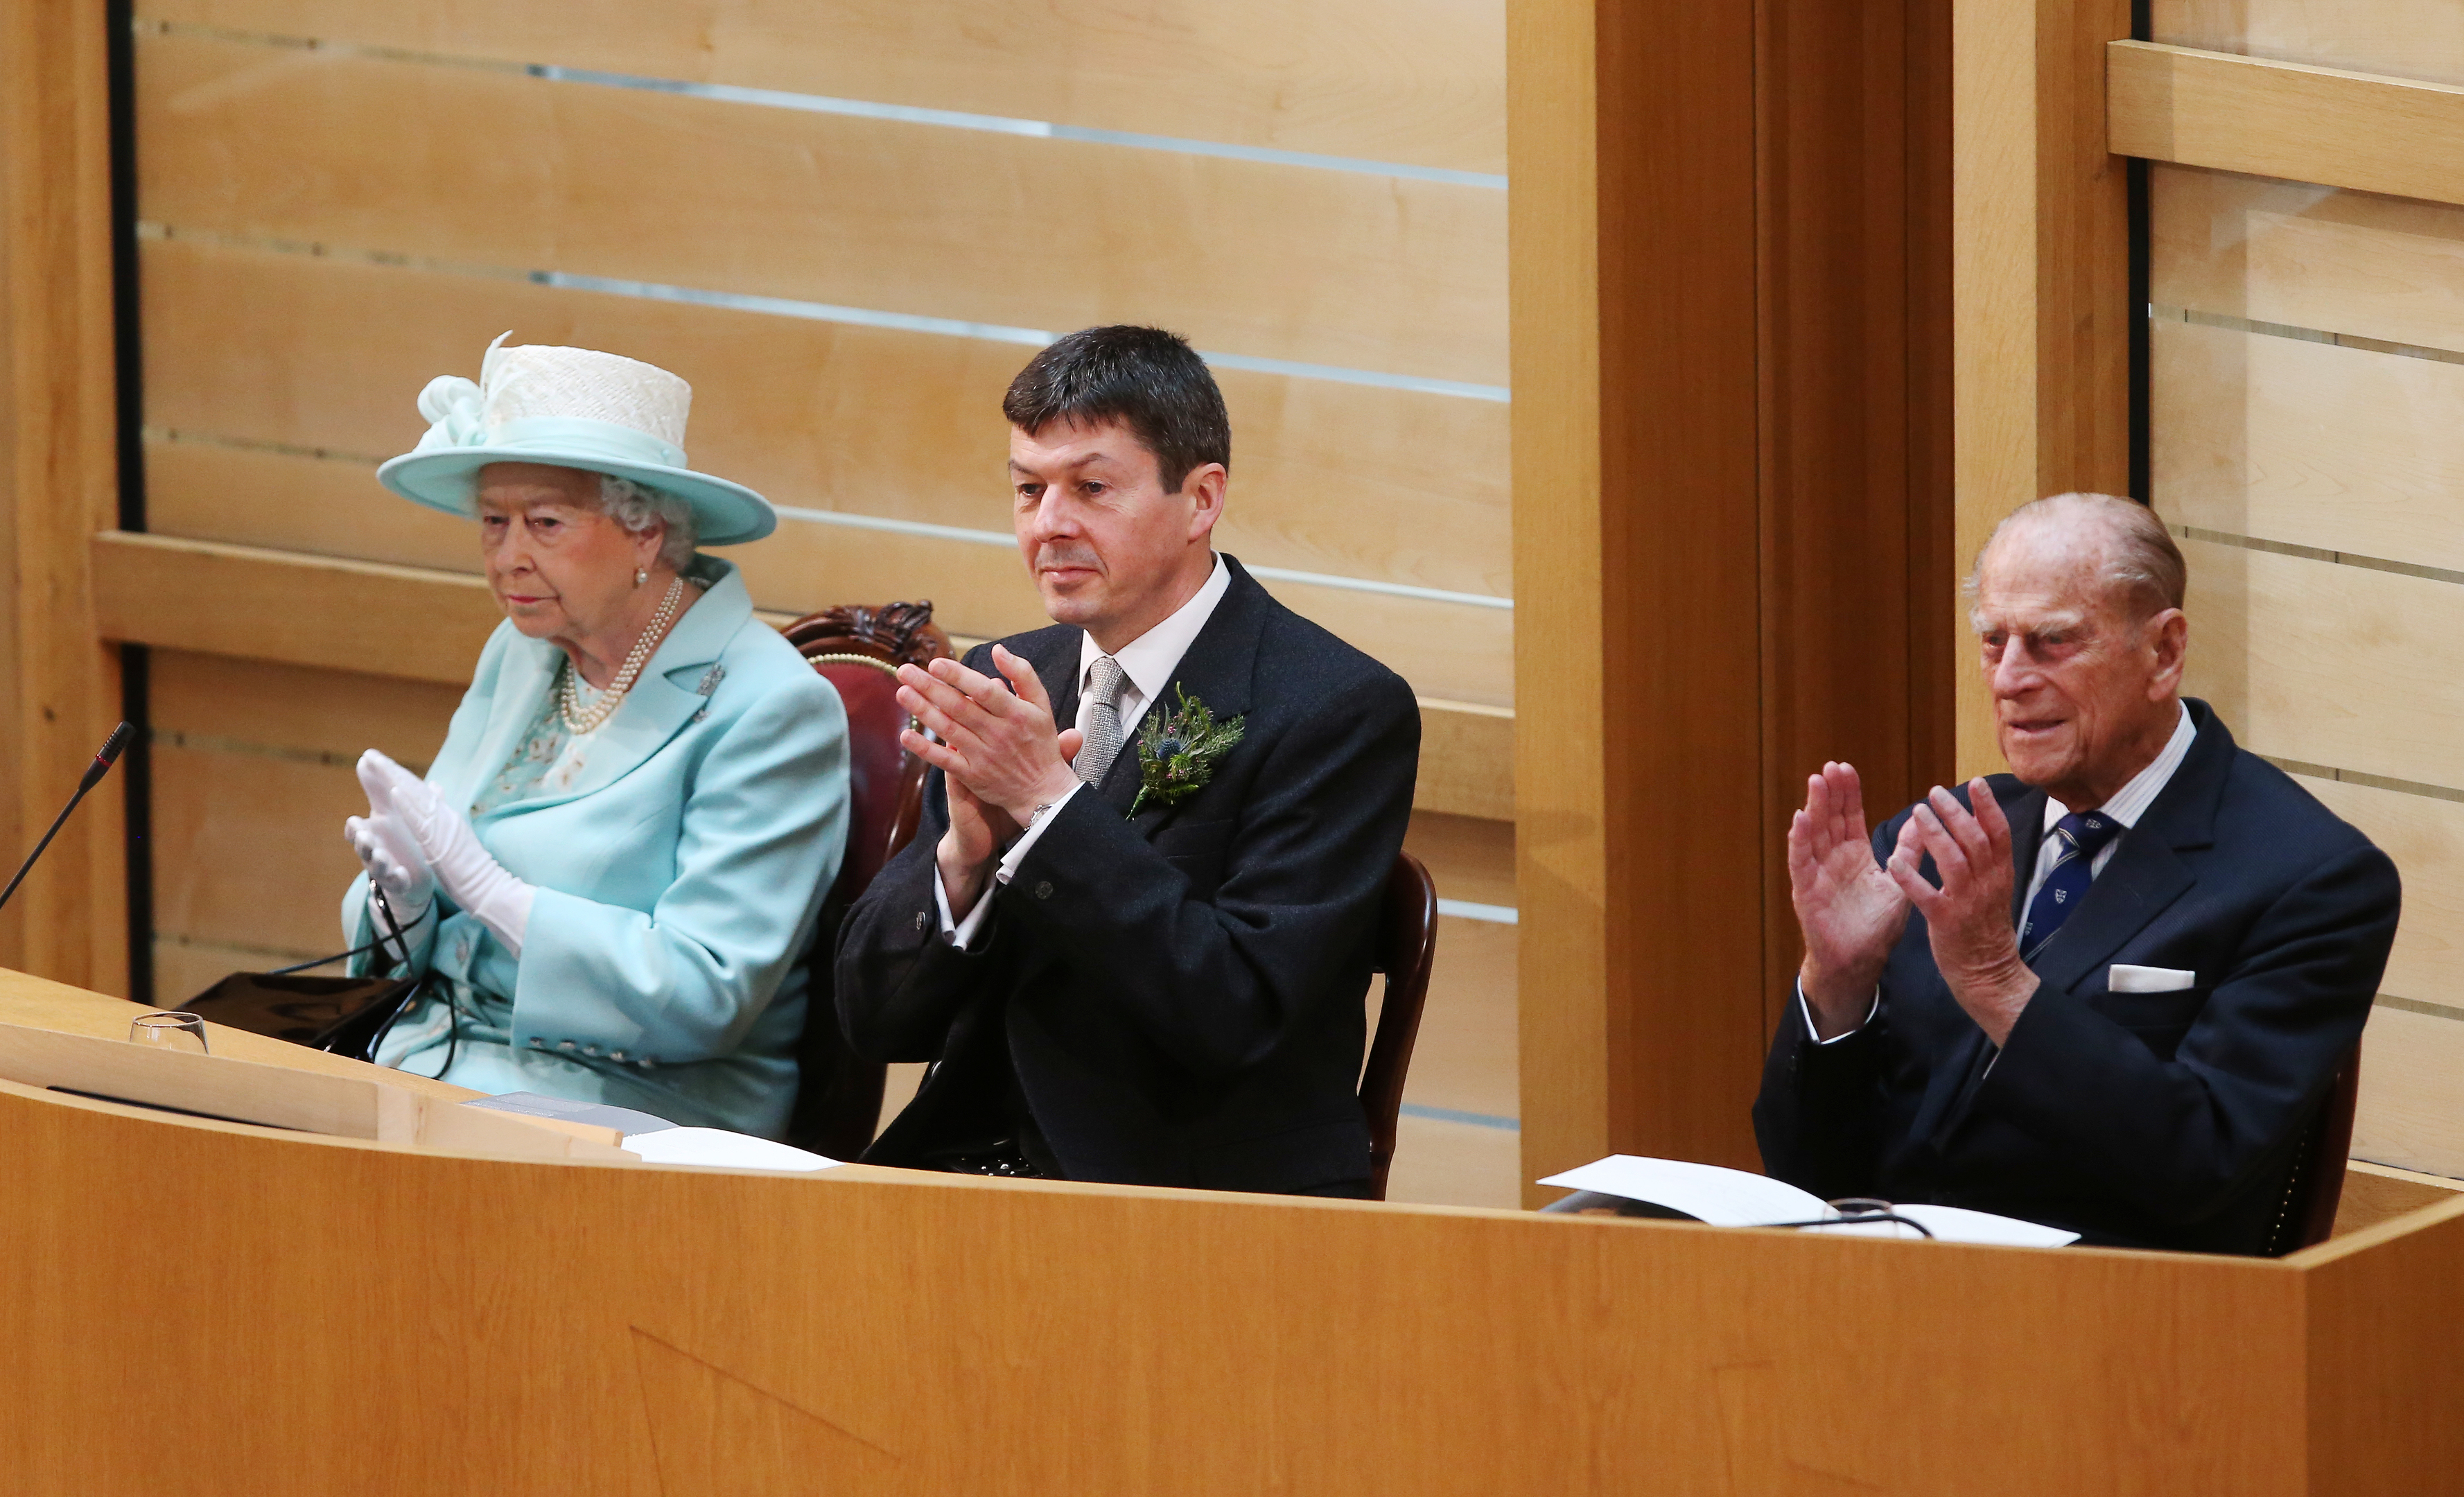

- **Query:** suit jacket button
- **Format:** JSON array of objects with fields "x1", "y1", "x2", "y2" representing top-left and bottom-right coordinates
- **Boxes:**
[
  {"x1": 1034, "y1": 881, "x2": 1054, "y2": 900},
  {"x1": 914, "y1": 910, "x2": 928, "y2": 932}
]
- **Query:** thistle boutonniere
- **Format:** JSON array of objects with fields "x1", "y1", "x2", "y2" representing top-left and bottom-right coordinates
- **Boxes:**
[{"x1": 1129, "y1": 685, "x2": 1245, "y2": 816}]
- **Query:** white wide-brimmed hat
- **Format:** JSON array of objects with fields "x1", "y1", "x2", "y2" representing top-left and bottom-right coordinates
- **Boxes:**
[{"x1": 376, "y1": 334, "x2": 776, "y2": 546}]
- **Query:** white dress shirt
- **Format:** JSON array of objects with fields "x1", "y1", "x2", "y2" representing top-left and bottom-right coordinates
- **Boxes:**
[
  {"x1": 1802, "y1": 701, "x2": 2198, "y2": 1044},
  {"x1": 936, "y1": 553, "x2": 1232, "y2": 946}
]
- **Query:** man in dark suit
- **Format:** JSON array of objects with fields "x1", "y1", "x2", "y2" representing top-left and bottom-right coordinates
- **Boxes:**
[
  {"x1": 1756, "y1": 492, "x2": 2400, "y2": 1253},
  {"x1": 835, "y1": 325, "x2": 1419, "y2": 1195}
]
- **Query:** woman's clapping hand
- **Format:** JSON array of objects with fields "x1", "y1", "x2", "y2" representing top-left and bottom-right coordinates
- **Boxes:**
[{"x1": 357, "y1": 751, "x2": 537, "y2": 959}]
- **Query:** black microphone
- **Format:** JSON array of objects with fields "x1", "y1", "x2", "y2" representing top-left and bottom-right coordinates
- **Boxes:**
[{"x1": 0, "y1": 722, "x2": 134, "y2": 916}]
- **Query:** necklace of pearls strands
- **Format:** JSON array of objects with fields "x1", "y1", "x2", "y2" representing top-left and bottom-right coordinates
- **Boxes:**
[{"x1": 559, "y1": 575, "x2": 689, "y2": 735}]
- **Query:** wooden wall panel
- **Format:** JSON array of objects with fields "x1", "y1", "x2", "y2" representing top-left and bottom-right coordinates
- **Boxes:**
[
  {"x1": 136, "y1": 30, "x2": 1508, "y2": 388},
  {"x1": 2153, "y1": 165, "x2": 2464, "y2": 352},
  {"x1": 139, "y1": 238, "x2": 1514, "y2": 602},
  {"x1": 1950, "y1": 0, "x2": 2135, "y2": 780},
  {"x1": 2109, "y1": 41, "x2": 2464, "y2": 211},
  {"x1": 2350, "y1": 1006, "x2": 2464, "y2": 1178},
  {"x1": 0, "y1": 0, "x2": 128, "y2": 992},
  {"x1": 2181, "y1": 539, "x2": 2464, "y2": 792},
  {"x1": 139, "y1": 0, "x2": 1509, "y2": 176},
  {"x1": 2153, "y1": 316, "x2": 2464, "y2": 569},
  {"x1": 1754, "y1": 0, "x2": 1955, "y2": 1031},
  {"x1": 1505, "y1": 0, "x2": 1608, "y2": 1197},
  {"x1": 148, "y1": 649, "x2": 461, "y2": 993},
  {"x1": 2298, "y1": 776, "x2": 2464, "y2": 1006},
  {"x1": 2153, "y1": 1, "x2": 2464, "y2": 89}
]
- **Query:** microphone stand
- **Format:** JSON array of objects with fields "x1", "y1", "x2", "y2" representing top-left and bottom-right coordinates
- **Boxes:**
[{"x1": 0, "y1": 723, "x2": 134, "y2": 916}]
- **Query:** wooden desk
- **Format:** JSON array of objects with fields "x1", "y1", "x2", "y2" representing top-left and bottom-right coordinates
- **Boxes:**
[{"x1": 0, "y1": 969, "x2": 2454, "y2": 1495}]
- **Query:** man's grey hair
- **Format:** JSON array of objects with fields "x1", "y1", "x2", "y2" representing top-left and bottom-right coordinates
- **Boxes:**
[
  {"x1": 1966, "y1": 491, "x2": 2186, "y2": 625},
  {"x1": 595, "y1": 474, "x2": 697, "y2": 572}
]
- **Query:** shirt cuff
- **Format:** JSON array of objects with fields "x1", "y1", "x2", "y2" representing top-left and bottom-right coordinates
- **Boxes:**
[
  {"x1": 995, "y1": 781, "x2": 1084, "y2": 883},
  {"x1": 1797, "y1": 980, "x2": 1878, "y2": 1045},
  {"x1": 934, "y1": 781, "x2": 1087, "y2": 951}
]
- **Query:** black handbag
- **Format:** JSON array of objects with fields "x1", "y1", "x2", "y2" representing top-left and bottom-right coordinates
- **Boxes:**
[{"x1": 179, "y1": 888, "x2": 431, "y2": 1064}]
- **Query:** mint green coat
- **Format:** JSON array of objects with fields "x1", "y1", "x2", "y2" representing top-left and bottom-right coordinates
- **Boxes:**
[{"x1": 342, "y1": 559, "x2": 849, "y2": 1137}]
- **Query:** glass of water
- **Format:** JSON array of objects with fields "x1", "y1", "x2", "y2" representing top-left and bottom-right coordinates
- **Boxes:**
[{"x1": 129, "y1": 1011, "x2": 209, "y2": 1055}]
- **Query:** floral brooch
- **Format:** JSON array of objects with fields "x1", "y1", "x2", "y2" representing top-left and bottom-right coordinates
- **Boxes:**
[{"x1": 1130, "y1": 685, "x2": 1245, "y2": 816}]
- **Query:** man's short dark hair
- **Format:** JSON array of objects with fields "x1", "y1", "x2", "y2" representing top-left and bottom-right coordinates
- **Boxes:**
[{"x1": 1002, "y1": 326, "x2": 1231, "y2": 493}]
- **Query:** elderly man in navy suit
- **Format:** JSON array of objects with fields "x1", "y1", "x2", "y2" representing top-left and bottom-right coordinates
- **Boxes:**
[
  {"x1": 835, "y1": 326, "x2": 1419, "y2": 1196},
  {"x1": 1756, "y1": 492, "x2": 2401, "y2": 1253}
]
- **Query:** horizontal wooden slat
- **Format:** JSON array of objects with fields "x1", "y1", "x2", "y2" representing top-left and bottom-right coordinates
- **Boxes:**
[
  {"x1": 2352, "y1": 1006, "x2": 2464, "y2": 1178},
  {"x1": 150, "y1": 647, "x2": 464, "y2": 768},
  {"x1": 139, "y1": 237, "x2": 1512, "y2": 599},
  {"x1": 139, "y1": 1, "x2": 1508, "y2": 176},
  {"x1": 151, "y1": 737, "x2": 367, "y2": 956},
  {"x1": 95, "y1": 530, "x2": 502, "y2": 683},
  {"x1": 2151, "y1": 316, "x2": 2464, "y2": 569},
  {"x1": 137, "y1": 30, "x2": 1507, "y2": 387},
  {"x1": 2111, "y1": 42, "x2": 2464, "y2": 209},
  {"x1": 96, "y1": 532, "x2": 1516, "y2": 817},
  {"x1": 2296, "y1": 776, "x2": 2464, "y2": 1005},
  {"x1": 2152, "y1": 1, "x2": 2464, "y2": 92},
  {"x1": 2179, "y1": 539, "x2": 2464, "y2": 791},
  {"x1": 2152, "y1": 164, "x2": 2464, "y2": 351}
]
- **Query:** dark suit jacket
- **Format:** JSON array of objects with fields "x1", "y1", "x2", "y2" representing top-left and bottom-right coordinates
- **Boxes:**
[
  {"x1": 835, "y1": 557, "x2": 1421, "y2": 1191},
  {"x1": 1754, "y1": 701, "x2": 2401, "y2": 1254}
]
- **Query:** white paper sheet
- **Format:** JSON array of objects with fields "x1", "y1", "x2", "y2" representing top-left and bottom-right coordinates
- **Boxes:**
[
  {"x1": 1538, "y1": 1154, "x2": 2080, "y2": 1247},
  {"x1": 1539, "y1": 1155, "x2": 1829, "y2": 1226},
  {"x1": 620, "y1": 1127, "x2": 842, "y2": 1173}
]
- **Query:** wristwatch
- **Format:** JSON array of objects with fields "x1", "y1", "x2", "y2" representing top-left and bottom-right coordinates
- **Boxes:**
[{"x1": 1025, "y1": 801, "x2": 1058, "y2": 829}]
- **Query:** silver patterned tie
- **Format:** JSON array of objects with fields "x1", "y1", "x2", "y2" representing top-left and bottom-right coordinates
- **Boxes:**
[{"x1": 1076, "y1": 655, "x2": 1128, "y2": 785}]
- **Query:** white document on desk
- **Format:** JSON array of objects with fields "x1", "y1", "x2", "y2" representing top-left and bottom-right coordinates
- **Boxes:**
[
  {"x1": 621, "y1": 1127, "x2": 843, "y2": 1173},
  {"x1": 1539, "y1": 1155, "x2": 2078, "y2": 1247}
]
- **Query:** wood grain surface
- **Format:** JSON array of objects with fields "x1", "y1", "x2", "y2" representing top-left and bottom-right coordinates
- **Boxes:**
[
  {"x1": 2152, "y1": 315, "x2": 2464, "y2": 569},
  {"x1": 2293, "y1": 775, "x2": 2464, "y2": 1007},
  {"x1": 136, "y1": 29, "x2": 1507, "y2": 387},
  {"x1": 2348, "y1": 1005, "x2": 2464, "y2": 1180},
  {"x1": 139, "y1": 237, "x2": 1515, "y2": 602},
  {"x1": 139, "y1": 0, "x2": 1508, "y2": 175},
  {"x1": 1950, "y1": 0, "x2": 2135, "y2": 782},
  {"x1": 0, "y1": 0, "x2": 129, "y2": 992},
  {"x1": 2111, "y1": 40, "x2": 2464, "y2": 211},
  {"x1": 2153, "y1": 164, "x2": 2464, "y2": 352},
  {"x1": 0, "y1": 974, "x2": 2341, "y2": 1497},
  {"x1": 2154, "y1": 0, "x2": 2464, "y2": 88},
  {"x1": 2180, "y1": 538, "x2": 2464, "y2": 792}
]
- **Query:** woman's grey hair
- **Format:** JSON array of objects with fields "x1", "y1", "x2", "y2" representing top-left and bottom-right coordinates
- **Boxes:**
[
  {"x1": 1965, "y1": 491, "x2": 2186, "y2": 627},
  {"x1": 595, "y1": 474, "x2": 697, "y2": 572}
]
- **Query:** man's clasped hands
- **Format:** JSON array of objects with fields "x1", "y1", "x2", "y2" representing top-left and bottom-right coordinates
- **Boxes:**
[{"x1": 893, "y1": 645, "x2": 1090, "y2": 921}]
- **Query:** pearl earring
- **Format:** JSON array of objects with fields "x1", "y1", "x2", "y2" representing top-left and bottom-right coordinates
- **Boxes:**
[{"x1": 635, "y1": 568, "x2": 648, "y2": 588}]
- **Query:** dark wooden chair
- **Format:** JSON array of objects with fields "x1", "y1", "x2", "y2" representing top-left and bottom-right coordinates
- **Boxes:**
[
  {"x1": 780, "y1": 600, "x2": 951, "y2": 1158},
  {"x1": 1360, "y1": 850, "x2": 1440, "y2": 1200},
  {"x1": 2273, "y1": 1043, "x2": 2364, "y2": 1254}
]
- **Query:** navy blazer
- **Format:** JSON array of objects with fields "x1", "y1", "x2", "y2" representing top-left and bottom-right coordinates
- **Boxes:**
[
  {"x1": 835, "y1": 557, "x2": 1422, "y2": 1191},
  {"x1": 1754, "y1": 700, "x2": 2401, "y2": 1254}
]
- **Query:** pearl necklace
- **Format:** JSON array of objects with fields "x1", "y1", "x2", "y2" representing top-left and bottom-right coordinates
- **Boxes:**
[{"x1": 559, "y1": 576, "x2": 689, "y2": 735}]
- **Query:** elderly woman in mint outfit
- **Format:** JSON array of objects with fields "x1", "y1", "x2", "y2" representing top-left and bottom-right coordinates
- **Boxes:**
[{"x1": 338, "y1": 335, "x2": 850, "y2": 1138}]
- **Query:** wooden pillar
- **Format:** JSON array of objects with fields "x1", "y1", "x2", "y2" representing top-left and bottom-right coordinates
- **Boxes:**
[
  {"x1": 0, "y1": 0, "x2": 130, "y2": 993},
  {"x1": 1950, "y1": 0, "x2": 2135, "y2": 778},
  {"x1": 1512, "y1": 0, "x2": 1955, "y2": 1194}
]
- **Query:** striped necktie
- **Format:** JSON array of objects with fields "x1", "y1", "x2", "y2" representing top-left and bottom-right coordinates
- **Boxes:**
[
  {"x1": 1075, "y1": 656, "x2": 1128, "y2": 786},
  {"x1": 2019, "y1": 810, "x2": 2125, "y2": 962}
]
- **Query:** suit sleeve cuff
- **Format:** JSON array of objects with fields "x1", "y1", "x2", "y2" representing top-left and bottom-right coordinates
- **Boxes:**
[{"x1": 1798, "y1": 979, "x2": 1878, "y2": 1044}]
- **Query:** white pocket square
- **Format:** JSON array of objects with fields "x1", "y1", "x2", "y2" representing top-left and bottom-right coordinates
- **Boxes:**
[{"x1": 2108, "y1": 964, "x2": 2196, "y2": 993}]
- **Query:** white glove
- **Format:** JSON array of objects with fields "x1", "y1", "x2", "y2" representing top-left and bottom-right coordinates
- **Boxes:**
[
  {"x1": 346, "y1": 751, "x2": 435, "y2": 961},
  {"x1": 361, "y1": 750, "x2": 537, "y2": 959}
]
